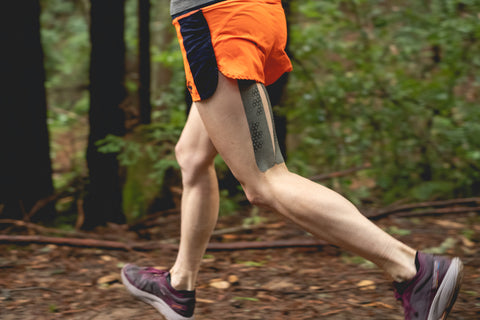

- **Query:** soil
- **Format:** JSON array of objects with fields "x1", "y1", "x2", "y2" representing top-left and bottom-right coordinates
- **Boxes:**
[{"x1": 1, "y1": 209, "x2": 479, "y2": 320}]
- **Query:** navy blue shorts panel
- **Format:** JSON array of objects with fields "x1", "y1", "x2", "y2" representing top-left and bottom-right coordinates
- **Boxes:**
[{"x1": 178, "y1": 10, "x2": 218, "y2": 101}]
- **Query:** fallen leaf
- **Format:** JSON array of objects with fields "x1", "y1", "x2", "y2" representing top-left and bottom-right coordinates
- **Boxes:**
[
  {"x1": 433, "y1": 220, "x2": 465, "y2": 229},
  {"x1": 209, "y1": 279, "x2": 230, "y2": 289},
  {"x1": 97, "y1": 273, "x2": 120, "y2": 285},
  {"x1": 256, "y1": 291, "x2": 279, "y2": 301},
  {"x1": 228, "y1": 275, "x2": 239, "y2": 284},
  {"x1": 361, "y1": 301, "x2": 395, "y2": 309},
  {"x1": 460, "y1": 235, "x2": 474, "y2": 248},
  {"x1": 262, "y1": 279, "x2": 294, "y2": 291},
  {"x1": 100, "y1": 255, "x2": 113, "y2": 262},
  {"x1": 357, "y1": 280, "x2": 376, "y2": 290},
  {"x1": 222, "y1": 234, "x2": 238, "y2": 240}
]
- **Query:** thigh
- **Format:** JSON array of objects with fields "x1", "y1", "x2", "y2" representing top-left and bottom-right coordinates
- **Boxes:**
[{"x1": 195, "y1": 72, "x2": 282, "y2": 185}]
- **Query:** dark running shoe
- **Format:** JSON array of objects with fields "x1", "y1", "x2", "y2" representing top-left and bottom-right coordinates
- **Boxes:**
[
  {"x1": 393, "y1": 252, "x2": 463, "y2": 320},
  {"x1": 121, "y1": 264, "x2": 195, "y2": 320}
]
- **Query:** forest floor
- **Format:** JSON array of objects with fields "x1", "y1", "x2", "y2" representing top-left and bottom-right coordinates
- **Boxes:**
[{"x1": 1, "y1": 208, "x2": 479, "y2": 320}]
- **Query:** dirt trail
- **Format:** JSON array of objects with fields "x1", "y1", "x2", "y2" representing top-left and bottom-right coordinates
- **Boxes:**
[{"x1": 1, "y1": 212, "x2": 478, "y2": 319}]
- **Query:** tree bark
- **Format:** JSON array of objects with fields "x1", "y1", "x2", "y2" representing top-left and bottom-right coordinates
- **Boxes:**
[
  {"x1": 0, "y1": 1, "x2": 55, "y2": 221},
  {"x1": 83, "y1": 0, "x2": 127, "y2": 228}
]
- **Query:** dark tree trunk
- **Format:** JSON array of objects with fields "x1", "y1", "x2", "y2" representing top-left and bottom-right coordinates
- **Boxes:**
[
  {"x1": 268, "y1": 0, "x2": 292, "y2": 161},
  {"x1": 83, "y1": 0, "x2": 127, "y2": 228},
  {"x1": 0, "y1": 1, "x2": 55, "y2": 221},
  {"x1": 138, "y1": 0, "x2": 151, "y2": 124}
]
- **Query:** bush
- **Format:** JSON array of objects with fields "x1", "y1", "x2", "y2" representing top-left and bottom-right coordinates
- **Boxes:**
[{"x1": 287, "y1": 0, "x2": 480, "y2": 204}]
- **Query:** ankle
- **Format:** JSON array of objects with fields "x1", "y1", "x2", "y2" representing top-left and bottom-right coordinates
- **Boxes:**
[
  {"x1": 389, "y1": 250, "x2": 417, "y2": 282},
  {"x1": 169, "y1": 268, "x2": 196, "y2": 291}
]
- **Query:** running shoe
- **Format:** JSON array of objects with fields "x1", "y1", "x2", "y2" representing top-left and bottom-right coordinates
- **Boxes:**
[
  {"x1": 393, "y1": 252, "x2": 463, "y2": 320},
  {"x1": 121, "y1": 264, "x2": 195, "y2": 320}
]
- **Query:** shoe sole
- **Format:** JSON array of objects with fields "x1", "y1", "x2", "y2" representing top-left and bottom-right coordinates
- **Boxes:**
[
  {"x1": 427, "y1": 257, "x2": 464, "y2": 320},
  {"x1": 121, "y1": 268, "x2": 194, "y2": 320}
]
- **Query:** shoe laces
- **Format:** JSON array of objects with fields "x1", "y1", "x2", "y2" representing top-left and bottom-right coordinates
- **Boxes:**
[{"x1": 139, "y1": 267, "x2": 168, "y2": 279}]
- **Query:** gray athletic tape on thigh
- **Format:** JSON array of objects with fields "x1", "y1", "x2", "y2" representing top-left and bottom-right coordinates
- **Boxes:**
[{"x1": 238, "y1": 80, "x2": 284, "y2": 172}]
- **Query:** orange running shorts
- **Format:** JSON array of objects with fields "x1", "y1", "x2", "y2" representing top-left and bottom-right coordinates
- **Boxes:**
[{"x1": 172, "y1": 0, "x2": 293, "y2": 101}]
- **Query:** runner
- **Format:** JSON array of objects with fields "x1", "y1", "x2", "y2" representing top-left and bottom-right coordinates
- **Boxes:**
[{"x1": 122, "y1": 1, "x2": 463, "y2": 319}]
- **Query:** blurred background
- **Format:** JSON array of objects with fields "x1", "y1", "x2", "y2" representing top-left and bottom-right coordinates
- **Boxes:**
[{"x1": 1, "y1": 0, "x2": 479, "y2": 229}]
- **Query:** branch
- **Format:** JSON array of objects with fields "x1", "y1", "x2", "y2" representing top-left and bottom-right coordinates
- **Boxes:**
[
  {"x1": 0, "y1": 219, "x2": 109, "y2": 240},
  {"x1": 206, "y1": 239, "x2": 327, "y2": 251},
  {"x1": 366, "y1": 197, "x2": 480, "y2": 220},
  {"x1": 0, "y1": 235, "x2": 327, "y2": 252}
]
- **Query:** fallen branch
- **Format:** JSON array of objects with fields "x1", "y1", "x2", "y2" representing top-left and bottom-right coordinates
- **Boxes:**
[
  {"x1": 0, "y1": 235, "x2": 327, "y2": 252},
  {"x1": 384, "y1": 206, "x2": 480, "y2": 218},
  {"x1": 0, "y1": 219, "x2": 96, "y2": 239},
  {"x1": 0, "y1": 235, "x2": 141, "y2": 251},
  {"x1": 206, "y1": 239, "x2": 327, "y2": 251},
  {"x1": 366, "y1": 197, "x2": 480, "y2": 220}
]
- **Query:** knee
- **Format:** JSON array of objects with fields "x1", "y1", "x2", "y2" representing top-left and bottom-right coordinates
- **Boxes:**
[
  {"x1": 175, "y1": 142, "x2": 215, "y2": 186},
  {"x1": 241, "y1": 180, "x2": 272, "y2": 209},
  {"x1": 240, "y1": 165, "x2": 288, "y2": 209}
]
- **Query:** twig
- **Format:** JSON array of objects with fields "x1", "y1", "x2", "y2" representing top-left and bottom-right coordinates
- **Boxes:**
[
  {"x1": 24, "y1": 194, "x2": 59, "y2": 221},
  {"x1": 75, "y1": 198, "x2": 85, "y2": 230}
]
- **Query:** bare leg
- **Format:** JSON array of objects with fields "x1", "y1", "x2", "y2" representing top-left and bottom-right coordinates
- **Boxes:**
[
  {"x1": 195, "y1": 73, "x2": 417, "y2": 282},
  {"x1": 170, "y1": 104, "x2": 219, "y2": 290}
]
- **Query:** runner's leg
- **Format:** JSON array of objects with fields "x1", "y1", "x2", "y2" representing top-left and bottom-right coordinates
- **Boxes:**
[
  {"x1": 195, "y1": 72, "x2": 417, "y2": 282},
  {"x1": 170, "y1": 104, "x2": 219, "y2": 290}
]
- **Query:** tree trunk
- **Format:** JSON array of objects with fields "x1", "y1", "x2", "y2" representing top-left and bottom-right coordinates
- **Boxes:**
[
  {"x1": 0, "y1": 1, "x2": 55, "y2": 221},
  {"x1": 83, "y1": 0, "x2": 127, "y2": 228},
  {"x1": 268, "y1": 0, "x2": 292, "y2": 161},
  {"x1": 138, "y1": 0, "x2": 151, "y2": 124}
]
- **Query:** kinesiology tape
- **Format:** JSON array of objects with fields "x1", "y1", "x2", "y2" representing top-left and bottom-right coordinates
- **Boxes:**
[{"x1": 238, "y1": 80, "x2": 284, "y2": 172}]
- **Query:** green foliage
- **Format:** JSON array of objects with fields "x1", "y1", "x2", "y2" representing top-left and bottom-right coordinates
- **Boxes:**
[
  {"x1": 341, "y1": 253, "x2": 375, "y2": 268},
  {"x1": 243, "y1": 207, "x2": 267, "y2": 226},
  {"x1": 42, "y1": 0, "x2": 480, "y2": 221},
  {"x1": 424, "y1": 237, "x2": 458, "y2": 254},
  {"x1": 96, "y1": 121, "x2": 182, "y2": 222},
  {"x1": 236, "y1": 260, "x2": 267, "y2": 267},
  {"x1": 40, "y1": 0, "x2": 90, "y2": 121},
  {"x1": 233, "y1": 297, "x2": 260, "y2": 302},
  {"x1": 385, "y1": 226, "x2": 412, "y2": 236},
  {"x1": 287, "y1": 0, "x2": 480, "y2": 204}
]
